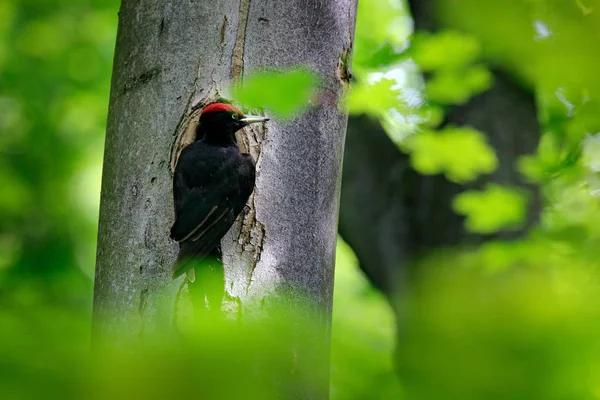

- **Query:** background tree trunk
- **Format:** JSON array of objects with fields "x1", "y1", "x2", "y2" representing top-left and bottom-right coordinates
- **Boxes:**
[
  {"x1": 93, "y1": 1, "x2": 357, "y2": 398},
  {"x1": 339, "y1": 0, "x2": 541, "y2": 300}
]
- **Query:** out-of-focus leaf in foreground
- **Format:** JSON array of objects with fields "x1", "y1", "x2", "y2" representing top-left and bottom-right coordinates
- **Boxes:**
[
  {"x1": 398, "y1": 261, "x2": 600, "y2": 400},
  {"x1": 0, "y1": 239, "x2": 403, "y2": 400},
  {"x1": 331, "y1": 238, "x2": 402, "y2": 399},
  {"x1": 231, "y1": 68, "x2": 319, "y2": 119}
]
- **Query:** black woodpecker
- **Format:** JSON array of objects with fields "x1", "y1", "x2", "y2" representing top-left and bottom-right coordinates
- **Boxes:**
[{"x1": 170, "y1": 102, "x2": 269, "y2": 281}]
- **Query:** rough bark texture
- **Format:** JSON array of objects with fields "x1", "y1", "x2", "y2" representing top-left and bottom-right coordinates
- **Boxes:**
[
  {"x1": 93, "y1": 1, "x2": 357, "y2": 398},
  {"x1": 339, "y1": 0, "x2": 541, "y2": 299}
]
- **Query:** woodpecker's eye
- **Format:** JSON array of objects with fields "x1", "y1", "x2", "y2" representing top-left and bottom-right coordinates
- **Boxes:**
[{"x1": 232, "y1": 114, "x2": 239, "y2": 120}]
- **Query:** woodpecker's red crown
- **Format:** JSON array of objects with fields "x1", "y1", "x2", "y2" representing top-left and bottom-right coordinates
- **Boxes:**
[{"x1": 201, "y1": 103, "x2": 243, "y2": 116}]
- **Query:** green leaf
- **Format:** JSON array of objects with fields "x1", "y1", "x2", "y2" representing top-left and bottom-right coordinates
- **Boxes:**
[
  {"x1": 231, "y1": 68, "x2": 320, "y2": 119},
  {"x1": 453, "y1": 184, "x2": 528, "y2": 234},
  {"x1": 355, "y1": 43, "x2": 405, "y2": 71},
  {"x1": 425, "y1": 65, "x2": 493, "y2": 105},
  {"x1": 409, "y1": 31, "x2": 482, "y2": 72},
  {"x1": 406, "y1": 126, "x2": 498, "y2": 182},
  {"x1": 414, "y1": 105, "x2": 445, "y2": 128},
  {"x1": 518, "y1": 132, "x2": 582, "y2": 182},
  {"x1": 353, "y1": 0, "x2": 409, "y2": 72},
  {"x1": 345, "y1": 78, "x2": 408, "y2": 117}
]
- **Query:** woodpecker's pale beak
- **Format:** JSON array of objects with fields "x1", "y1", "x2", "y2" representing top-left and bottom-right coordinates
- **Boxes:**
[{"x1": 240, "y1": 115, "x2": 269, "y2": 124}]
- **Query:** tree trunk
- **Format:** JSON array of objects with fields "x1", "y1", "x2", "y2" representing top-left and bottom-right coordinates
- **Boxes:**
[{"x1": 93, "y1": 1, "x2": 357, "y2": 398}]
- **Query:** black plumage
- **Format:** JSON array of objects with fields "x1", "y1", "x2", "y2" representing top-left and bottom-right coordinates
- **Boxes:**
[{"x1": 171, "y1": 103, "x2": 268, "y2": 279}]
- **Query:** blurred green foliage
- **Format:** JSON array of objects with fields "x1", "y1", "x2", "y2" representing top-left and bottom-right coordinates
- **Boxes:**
[
  {"x1": 397, "y1": 259, "x2": 600, "y2": 400},
  {"x1": 3, "y1": 0, "x2": 600, "y2": 399},
  {"x1": 0, "y1": 237, "x2": 397, "y2": 400},
  {"x1": 432, "y1": 0, "x2": 600, "y2": 185},
  {"x1": 331, "y1": 240, "x2": 401, "y2": 399},
  {"x1": 0, "y1": 0, "x2": 114, "y2": 301},
  {"x1": 405, "y1": 126, "x2": 498, "y2": 183},
  {"x1": 409, "y1": 31, "x2": 481, "y2": 72},
  {"x1": 352, "y1": 0, "x2": 410, "y2": 72},
  {"x1": 345, "y1": 78, "x2": 408, "y2": 118},
  {"x1": 424, "y1": 64, "x2": 493, "y2": 104},
  {"x1": 453, "y1": 184, "x2": 528, "y2": 234},
  {"x1": 347, "y1": 0, "x2": 600, "y2": 398},
  {"x1": 231, "y1": 68, "x2": 320, "y2": 119},
  {"x1": 409, "y1": 31, "x2": 493, "y2": 104}
]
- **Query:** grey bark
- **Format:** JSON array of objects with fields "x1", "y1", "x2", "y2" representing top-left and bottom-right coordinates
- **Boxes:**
[
  {"x1": 339, "y1": 0, "x2": 541, "y2": 300},
  {"x1": 93, "y1": 1, "x2": 357, "y2": 398}
]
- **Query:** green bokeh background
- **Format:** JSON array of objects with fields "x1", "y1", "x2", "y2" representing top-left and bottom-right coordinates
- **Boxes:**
[{"x1": 3, "y1": 0, "x2": 600, "y2": 398}]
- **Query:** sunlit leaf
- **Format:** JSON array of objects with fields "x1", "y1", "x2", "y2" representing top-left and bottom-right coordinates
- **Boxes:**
[
  {"x1": 453, "y1": 184, "x2": 528, "y2": 234},
  {"x1": 345, "y1": 78, "x2": 408, "y2": 117},
  {"x1": 409, "y1": 31, "x2": 482, "y2": 71},
  {"x1": 406, "y1": 126, "x2": 498, "y2": 182},
  {"x1": 414, "y1": 104, "x2": 445, "y2": 128},
  {"x1": 425, "y1": 65, "x2": 493, "y2": 105},
  {"x1": 518, "y1": 132, "x2": 581, "y2": 182},
  {"x1": 353, "y1": 0, "x2": 409, "y2": 72}
]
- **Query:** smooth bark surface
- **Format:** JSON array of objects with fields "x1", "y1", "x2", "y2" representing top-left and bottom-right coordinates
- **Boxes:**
[{"x1": 94, "y1": 1, "x2": 356, "y2": 398}]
